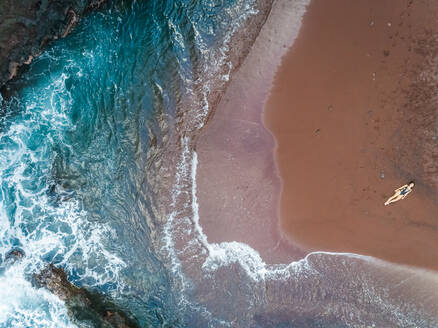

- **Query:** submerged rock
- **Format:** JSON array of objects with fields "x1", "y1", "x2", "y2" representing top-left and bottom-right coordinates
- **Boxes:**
[
  {"x1": 5, "y1": 247, "x2": 25, "y2": 261},
  {"x1": 0, "y1": 0, "x2": 106, "y2": 88},
  {"x1": 1, "y1": 247, "x2": 25, "y2": 270},
  {"x1": 33, "y1": 264, "x2": 140, "y2": 328}
]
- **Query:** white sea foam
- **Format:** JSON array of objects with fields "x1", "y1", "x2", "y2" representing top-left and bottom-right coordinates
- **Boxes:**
[
  {"x1": 163, "y1": 0, "x2": 438, "y2": 314},
  {"x1": 164, "y1": 132, "x2": 438, "y2": 327},
  {"x1": 0, "y1": 266, "x2": 74, "y2": 328},
  {"x1": 161, "y1": 136, "x2": 192, "y2": 307},
  {"x1": 190, "y1": 147, "x2": 377, "y2": 282},
  {"x1": 160, "y1": 30, "x2": 261, "y2": 302},
  {"x1": 162, "y1": 0, "x2": 311, "y2": 289},
  {"x1": 0, "y1": 66, "x2": 126, "y2": 325}
]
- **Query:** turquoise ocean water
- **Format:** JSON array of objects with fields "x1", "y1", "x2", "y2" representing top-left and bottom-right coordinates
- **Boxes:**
[{"x1": 0, "y1": 0, "x2": 257, "y2": 326}]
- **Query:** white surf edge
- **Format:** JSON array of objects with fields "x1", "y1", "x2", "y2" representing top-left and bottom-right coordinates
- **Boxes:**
[{"x1": 160, "y1": 0, "x2": 438, "y2": 325}]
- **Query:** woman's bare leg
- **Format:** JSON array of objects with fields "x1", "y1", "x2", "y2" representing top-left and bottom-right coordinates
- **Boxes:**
[{"x1": 384, "y1": 194, "x2": 402, "y2": 206}]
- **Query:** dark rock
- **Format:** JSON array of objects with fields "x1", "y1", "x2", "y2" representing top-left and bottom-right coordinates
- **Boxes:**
[
  {"x1": 33, "y1": 264, "x2": 140, "y2": 328},
  {"x1": 32, "y1": 264, "x2": 85, "y2": 301},
  {"x1": 2, "y1": 247, "x2": 25, "y2": 268},
  {"x1": 0, "y1": 0, "x2": 106, "y2": 88},
  {"x1": 5, "y1": 247, "x2": 25, "y2": 260}
]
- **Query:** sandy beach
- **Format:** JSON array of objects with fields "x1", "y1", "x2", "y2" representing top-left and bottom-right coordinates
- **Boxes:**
[
  {"x1": 189, "y1": 0, "x2": 438, "y2": 325},
  {"x1": 264, "y1": 0, "x2": 438, "y2": 270},
  {"x1": 195, "y1": 0, "x2": 310, "y2": 264}
]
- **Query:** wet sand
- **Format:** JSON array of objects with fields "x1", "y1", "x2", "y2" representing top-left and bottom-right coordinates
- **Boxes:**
[
  {"x1": 195, "y1": 0, "x2": 310, "y2": 264},
  {"x1": 264, "y1": 0, "x2": 438, "y2": 270},
  {"x1": 170, "y1": 0, "x2": 438, "y2": 325}
]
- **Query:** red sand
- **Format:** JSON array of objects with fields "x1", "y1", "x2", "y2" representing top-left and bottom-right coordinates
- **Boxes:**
[{"x1": 264, "y1": 0, "x2": 438, "y2": 270}]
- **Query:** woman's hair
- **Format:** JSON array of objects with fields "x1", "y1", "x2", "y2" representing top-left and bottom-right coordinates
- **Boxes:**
[{"x1": 408, "y1": 181, "x2": 415, "y2": 186}]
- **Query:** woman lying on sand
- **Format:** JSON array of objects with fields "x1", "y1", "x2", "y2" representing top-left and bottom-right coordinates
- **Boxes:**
[{"x1": 384, "y1": 182, "x2": 415, "y2": 206}]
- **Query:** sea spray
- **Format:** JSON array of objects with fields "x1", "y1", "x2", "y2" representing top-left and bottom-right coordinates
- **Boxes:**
[
  {"x1": 163, "y1": 130, "x2": 438, "y2": 327},
  {"x1": 158, "y1": 0, "x2": 438, "y2": 326},
  {"x1": 0, "y1": 0, "x2": 274, "y2": 326}
]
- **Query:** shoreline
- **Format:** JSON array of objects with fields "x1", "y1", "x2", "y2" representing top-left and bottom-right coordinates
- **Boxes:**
[
  {"x1": 263, "y1": 0, "x2": 438, "y2": 271},
  {"x1": 195, "y1": 0, "x2": 310, "y2": 264},
  {"x1": 155, "y1": 0, "x2": 438, "y2": 325}
]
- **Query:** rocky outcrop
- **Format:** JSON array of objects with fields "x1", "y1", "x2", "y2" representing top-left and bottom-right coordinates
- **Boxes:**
[
  {"x1": 0, "y1": 0, "x2": 105, "y2": 88},
  {"x1": 33, "y1": 264, "x2": 140, "y2": 328}
]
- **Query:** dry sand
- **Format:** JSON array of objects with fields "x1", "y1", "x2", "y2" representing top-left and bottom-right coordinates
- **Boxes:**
[{"x1": 264, "y1": 0, "x2": 438, "y2": 270}]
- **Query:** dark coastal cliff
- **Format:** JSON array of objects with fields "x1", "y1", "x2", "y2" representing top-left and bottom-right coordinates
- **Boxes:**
[{"x1": 0, "y1": 0, "x2": 104, "y2": 87}]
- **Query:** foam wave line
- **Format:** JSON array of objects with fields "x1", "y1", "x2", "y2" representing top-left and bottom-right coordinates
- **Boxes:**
[
  {"x1": 0, "y1": 39, "x2": 127, "y2": 327},
  {"x1": 163, "y1": 136, "x2": 438, "y2": 327},
  {"x1": 159, "y1": 0, "x2": 438, "y2": 324}
]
